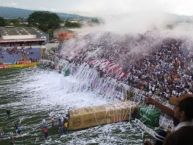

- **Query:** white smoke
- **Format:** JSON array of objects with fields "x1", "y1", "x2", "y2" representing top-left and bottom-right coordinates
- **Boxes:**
[
  {"x1": 100, "y1": 12, "x2": 173, "y2": 34},
  {"x1": 59, "y1": 0, "x2": 193, "y2": 62},
  {"x1": 76, "y1": 0, "x2": 193, "y2": 38}
]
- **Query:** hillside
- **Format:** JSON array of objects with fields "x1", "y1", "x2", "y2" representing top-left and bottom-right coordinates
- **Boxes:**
[{"x1": 0, "y1": 6, "x2": 88, "y2": 20}]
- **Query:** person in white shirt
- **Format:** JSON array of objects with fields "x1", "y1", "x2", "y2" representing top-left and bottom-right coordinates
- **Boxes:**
[{"x1": 164, "y1": 97, "x2": 193, "y2": 145}]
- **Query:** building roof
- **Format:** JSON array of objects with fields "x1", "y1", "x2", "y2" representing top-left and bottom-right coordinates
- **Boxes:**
[{"x1": 0, "y1": 27, "x2": 47, "y2": 43}]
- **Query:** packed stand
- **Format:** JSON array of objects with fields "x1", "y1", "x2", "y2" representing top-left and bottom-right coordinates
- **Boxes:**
[
  {"x1": 0, "y1": 47, "x2": 41, "y2": 64},
  {"x1": 59, "y1": 32, "x2": 193, "y2": 100}
]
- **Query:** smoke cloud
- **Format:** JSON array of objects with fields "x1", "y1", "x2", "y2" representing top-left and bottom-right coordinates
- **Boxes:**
[{"x1": 78, "y1": 0, "x2": 193, "y2": 39}]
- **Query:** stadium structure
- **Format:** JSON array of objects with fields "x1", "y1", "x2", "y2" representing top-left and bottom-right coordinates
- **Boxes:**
[{"x1": 0, "y1": 27, "x2": 48, "y2": 69}]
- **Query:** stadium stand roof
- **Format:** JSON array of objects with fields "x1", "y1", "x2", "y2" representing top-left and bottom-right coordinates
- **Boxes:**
[{"x1": 0, "y1": 27, "x2": 48, "y2": 43}]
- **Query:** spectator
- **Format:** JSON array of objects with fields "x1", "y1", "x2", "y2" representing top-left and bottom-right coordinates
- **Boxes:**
[
  {"x1": 41, "y1": 119, "x2": 48, "y2": 140},
  {"x1": 15, "y1": 122, "x2": 21, "y2": 135},
  {"x1": 42, "y1": 127, "x2": 48, "y2": 140},
  {"x1": 144, "y1": 94, "x2": 193, "y2": 145},
  {"x1": 164, "y1": 97, "x2": 193, "y2": 145}
]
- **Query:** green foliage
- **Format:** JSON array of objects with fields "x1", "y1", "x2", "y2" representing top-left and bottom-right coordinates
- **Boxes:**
[
  {"x1": 65, "y1": 20, "x2": 81, "y2": 28},
  {"x1": 27, "y1": 11, "x2": 61, "y2": 32},
  {"x1": 0, "y1": 16, "x2": 6, "y2": 26},
  {"x1": 8, "y1": 19, "x2": 20, "y2": 26}
]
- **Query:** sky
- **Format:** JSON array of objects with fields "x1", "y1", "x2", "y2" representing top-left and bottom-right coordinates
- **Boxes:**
[{"x1": 0, "y1": 0, "x2": 193, "y2": 16}]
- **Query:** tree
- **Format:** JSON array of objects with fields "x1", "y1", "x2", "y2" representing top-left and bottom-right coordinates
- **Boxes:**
[
  {"x1": 65, "y1": 20, "x2": 81, "y2": 28},
  {"x1": 0, "y1": 17, "x2": 6, "y2": 26},
  {"x1": 9, "y1": 19, "x2": 20, "y2": 26},
  {"x1": 27, "y1": 11, "x2": 61, "y2": 33}
]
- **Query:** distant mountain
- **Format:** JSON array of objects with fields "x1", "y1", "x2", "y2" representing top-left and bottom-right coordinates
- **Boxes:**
[
  {"x1": 0, "y1": 6, "x2": 88, "y2": 20},
  {"x1": 57, "y1": 12, "x2": 89, "y2": 21},
  {"x1": 0, "y1": 7, "x2": 32, "y2": 19}
]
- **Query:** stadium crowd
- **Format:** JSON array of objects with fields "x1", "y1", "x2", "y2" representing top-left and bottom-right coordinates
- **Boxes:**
[
  {"x1": 59, "y1": 32, "x2": 193, "y2": 100},
  {"x1": 0, "y1": 47, "x2": 41, "y2": 63}
]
